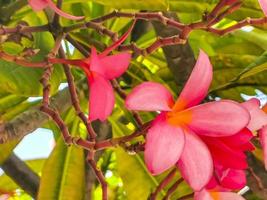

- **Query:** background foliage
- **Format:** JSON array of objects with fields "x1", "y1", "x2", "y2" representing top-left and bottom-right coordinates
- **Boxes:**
[{"x1": 0, "y1": 0, "x2": 267, "y2": 199}]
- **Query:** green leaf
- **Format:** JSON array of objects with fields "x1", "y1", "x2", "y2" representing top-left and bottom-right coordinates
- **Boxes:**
[
  {"x1": 237, "y1": 51, "x2": 267, "y2": 80},
  {"x1": 37, "y1": 120, "x2": 85, "y2": 200},
  {"x1": 90, "y1": 0, "x2": 169, "y2": 10},
  {"x1": 111, "y1": 117, "x2": 161, "y2": 199}
]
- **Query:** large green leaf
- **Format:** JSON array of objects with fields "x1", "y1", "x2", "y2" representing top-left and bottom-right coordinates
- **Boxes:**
[
  {"x1": 110, "y1": 118, "x2": 162, "y2": 199},
  {"x1": 90, "y1": 0, "x2": 169, "y2": 10},
  {"x1": 37, "y1": 120, "x2": 85, "y2": 200},
  {"x1": 0, "y1": 11, "x2": 64, "y2": 96}
]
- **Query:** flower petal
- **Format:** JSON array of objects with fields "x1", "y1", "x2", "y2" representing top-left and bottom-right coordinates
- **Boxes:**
[
  {"x1": 195, "y1": 189, "x2": 245, "y2": 200},
  {"x1": 259, "y1": 0, "x2": 267, "y2": 16},
  {"x1": 91, "y1": 52, "x2": 131, "y2": 80},
  {"x1": 241, "y1": 98, "x2": 267, "y2": 131},
  {"x1": 28, "y1": 0, "x2": 48, "y2": 11},
  {"x1": 88, "y1": 73, "x2": 114, "y2": 121},
  {"x1": 169, "y1": 100, "x2": 250, "y2": 137},
  {"x1": 220, "y1": 128, "x2": 253, "y2": 147},
  {"x1": 173, "y1": 50, "x2": 212, "y2": 111},
  {"x1": 194, "y1": 189, "x2": 213, "y2": 200},
  {"x1": 145, "y1": 114, "x2": 185, "y2": 175},
  {"x1": 100, "y1": 20, "x2": 136, "y2": 57},
  {"x1": 46, "y1": 0, "x2": 84, "y2": 20},
  {"x1": 221, "y1": 169, "x2": 246, "y2": 189},
  {"x1": 125, "y1": 82, "x2": 174, "y2": 112},
  {"x1": 201, "y1": 136, "x2": 248, "y2": 169},
  {"x1": 177, "y1": 130, "x2": 213, "y2": 191},
  {"x1": 259, "y1": 125, "x2": 267, "y2": 170},
  {"x1": 263, "y1": 103, "x2": 267, "y2": 113}
]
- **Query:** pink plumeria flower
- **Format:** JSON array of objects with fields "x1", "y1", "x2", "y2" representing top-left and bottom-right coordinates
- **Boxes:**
[
  {"x1": 50, "y1": 21, "x2": 135, "y2": 121},
  {"x1": 241, "y1": 98, "x2": 267, "y2": 169},
  {"x1": 28, "y1": 0, "x2": 84, "y2": 20},
  {"x1": 259, "y1": 0, "x2": 267, "y2": 16},
  {"x1": 201, "y1": 128, "x2": 254, "y2": 191},
  {"x1": 125, "y1": 50, "x2": 250, "y2": 191},
  {"x1": 194, "y1": 189, "x2": 245, "y2": 200}
]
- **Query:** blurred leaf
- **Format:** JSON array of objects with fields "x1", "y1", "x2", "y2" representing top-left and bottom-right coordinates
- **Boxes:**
[
  {"x1": 37, "y1": 120, "x2": 85, "y2": 200},
  {"x1": 90, "y1": 0, "x2": 169, "y2": 10}
]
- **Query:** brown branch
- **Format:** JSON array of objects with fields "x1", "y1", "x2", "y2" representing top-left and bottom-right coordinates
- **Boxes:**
[
  {"x1": 149, "y1": 168, "x2": 177, "y2": 200},
  {"x1": 87, "y1": 159, "x2": 108, "y2": 200},
  {"x1": 0, "y1": 50, "x2": 47, "y2": 68},
  {"x1": 1, "y1": 153, "x2": 40, "y2": 198},
  {"x1": 63, "y1": 22, "x2": 118, "y2": 42},
  {"x1": 176, "y1": 193, "x2": 194, "y2": 200},
  {"x1": 95, "y1": 121, "x2": 151, "y2": 150},
  {"x1": 119, "y1": 36, "x2": 186, "y2": 56},
  {"x1": 65, "y1": 34, "x2": 90, "y2": 57},
  {"x1": 163, "y1": 178, "x2": 184, "y2": 200},
  {"x1": 0, "y1": 24, "x2": 49, "y2": 35},
  {"x1": 207, "y1": 1, "x2": 242, "y2": 26},
  {"x1": 206, "y1": 17, "x2": 267, "y2": 35},
  {"x1": 91, "y1": 11, "x2": 185, "y2": 30},
  {"x1": 248, "y1": 167, "x2": 265, "y2": 190},
  {"x1": 58, "y1": 47, "x2": 97, "y2": 139}
]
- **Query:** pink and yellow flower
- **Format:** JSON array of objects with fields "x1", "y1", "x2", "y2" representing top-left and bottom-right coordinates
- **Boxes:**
[
  {"x1": 50, "y1": 21, "x2": 135, "y2": 121},
  {"x1": 200, "y1": 127, "x2": 254, "y2": 190},
  {"x1": 125, "y1": 50, "x2": 250, "y2": 191},
  {"x1": 259, "y1": 0, "x2": 267, "y2": 16},
  {"x1": 241, "y1": 98, "x2": 267, "y2": 169},
  {"x1": 194, "y1": 189, "x2": 245, "y2": 200},
  {"x1": 28, "y1": 0, "x2": 84, "y2": 20}
]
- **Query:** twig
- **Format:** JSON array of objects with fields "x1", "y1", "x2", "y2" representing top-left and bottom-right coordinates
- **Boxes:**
[
  {"x1": 163, "y1": 178, "x2": 184, "y2": 200},
  {"x1": 0, "y1": 24, "x2": 49, "y2": 35},
  {"x1": 63, "y1": 22, "x2": 118, "y2": 42},
  {"x1": 248, "y1": 167, "x2": 265, "y2": 190},
  {"x1": 91, "y1": 11, "x2": 185, "y2": 30},
  {"x1": 149, "y1": 168, "x2": 177, "y2": 200},
  {"x1": 176, "y1": 193, "x2": 194, "y2": 200},
  {"x1": 0, "y1": 50, "x2": 47, "y2": 67},
  {"x1": 58, "y1": 47, "x2": 97, "y2": 139}
]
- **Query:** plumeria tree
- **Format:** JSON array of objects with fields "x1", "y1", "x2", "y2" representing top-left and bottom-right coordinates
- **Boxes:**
[{"x1": 0, "y1": 0, "x2": 267, "y2": 199}]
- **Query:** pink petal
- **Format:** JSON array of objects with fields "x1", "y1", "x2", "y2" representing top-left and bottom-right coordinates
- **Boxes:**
[
  {"x1": 220, "y1": 128, "x2": 254, "y2": 151},
  {"x1": 145, "y1": 114, "x2": 185, "y2": 175},
  {"x1": 100, "y1": 20, "x2": 136, "y2": 57},
  {"x1": 169, "y1": 100, "x2": 250, "y2": 137},
  {"x1": 46, "y1": 0, "x2": 84, "y2": 20},
  {"x1": 194, "y1": 189, "x2": 213, "y2": 200},
  {"x1": 177, "y1": 130, "x2": 213, "y2": 191},
  {"x1": 220, "y1": 169, "x2": 246, "y2": 189},
  {"x1": 259, "y1": 125, "x2": 267, "y2": 170},
  {"x1": 215, "y1": 192, "x2": 246, "y2": 200},
  {"x1": 91, "y1": 52, "x2": 131, "y2": 80},
  {"x1": 241, "y1": 98, "x2": 267, "y2": 131},
  {"x1": 125, "y1": 82, "x2": 174, "y2": 112},
  {"x1": 173, "y1": 50, "x2": 212, "y2": 111},
  {"x1": 201, "y1": 136, "x2": 248, "y2": 169},
  {"x1": 28, "y1": 0, "x2": 48, "y2": 11},
  {"x1": 259, "y1": 0, "x2": 267, "y2": 16},
  {"x1": 195, "y1": 189, "x2": 245, "y2": 200},
  {"x1": 88, "y1": 73, "x2": 114, "y2": 122}
]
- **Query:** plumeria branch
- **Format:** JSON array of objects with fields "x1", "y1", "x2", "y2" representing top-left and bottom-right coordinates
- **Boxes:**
[
  {"x1": 176, "y1": 193, "x2": 194, "y2": 200},
  {"x1": 149, "y1": 168, "x2": 177, "y2": 200},
  {"x1": 162, "y1": 178, "x2": 184, "y2": 200},
  {"x1": 1, "y1": 0, "x2": 267, "y2": 199}
]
